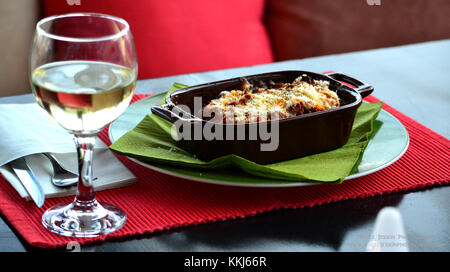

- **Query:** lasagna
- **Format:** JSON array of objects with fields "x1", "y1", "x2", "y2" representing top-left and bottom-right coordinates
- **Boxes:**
[{"x1": 202, "y1": 74, "x2": 340, "y2": 123}]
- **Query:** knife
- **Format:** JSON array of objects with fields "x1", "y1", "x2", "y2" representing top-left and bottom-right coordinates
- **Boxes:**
[{"x1": 9, "y1": 157, "x2": 45, "y2": 208}]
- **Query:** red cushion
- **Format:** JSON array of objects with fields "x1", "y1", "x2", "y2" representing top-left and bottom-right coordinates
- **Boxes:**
[{"x1": 43, "y1": 0, "x2": 274, "y2": 79}]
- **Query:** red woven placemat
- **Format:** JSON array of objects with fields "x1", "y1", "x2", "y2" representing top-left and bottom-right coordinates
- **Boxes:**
[{"x1": 0, "y1": 94, "x2": 448, "y2": 249}]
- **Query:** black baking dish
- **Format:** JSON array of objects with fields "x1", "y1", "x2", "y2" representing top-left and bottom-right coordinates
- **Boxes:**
[{"x1": 151, "y1": 71, "x2": 374, "y2": 164}]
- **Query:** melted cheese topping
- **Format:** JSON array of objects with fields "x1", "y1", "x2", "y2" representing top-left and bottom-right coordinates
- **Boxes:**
[{"x1": 202, "y1": 75, "x2": 339, "y2": 123}]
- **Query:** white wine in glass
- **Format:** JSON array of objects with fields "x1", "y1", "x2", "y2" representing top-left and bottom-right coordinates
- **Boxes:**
[
  {"x1": 32, "y1": 61, "x2": 135, "y2": 133},
  {"x1": 30, "y1": 13, "x2": 138, "y2": 237}
]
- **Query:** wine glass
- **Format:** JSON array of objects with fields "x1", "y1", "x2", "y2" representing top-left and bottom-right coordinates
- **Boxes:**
[{"x1": 30, "y1": 13, "x2": 137, "y2": 237}]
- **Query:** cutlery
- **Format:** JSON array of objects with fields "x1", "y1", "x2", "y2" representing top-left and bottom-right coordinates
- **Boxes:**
[
  {"x1": 42, "y1": 153, "x2": 78, "y2": 187},
  {"x1": 9, "y1": 157, "x2": 45, "y2": 208}
]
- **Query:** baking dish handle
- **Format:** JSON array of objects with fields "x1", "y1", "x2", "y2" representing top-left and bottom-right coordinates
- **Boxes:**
[
  {"x1": 326, "y1": 72, "x2": 374, "y2": 98},
  {"x1": 151, "y1": 104, "x2": 200, "y2": 124}
]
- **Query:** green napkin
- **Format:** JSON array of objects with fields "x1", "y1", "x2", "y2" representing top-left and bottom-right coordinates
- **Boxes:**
[{"x1": 110, "y1": 83, "x2": 382, "y2": 183}]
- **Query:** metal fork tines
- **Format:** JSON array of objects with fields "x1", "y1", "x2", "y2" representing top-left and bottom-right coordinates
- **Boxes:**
[{"x1": 42, "y1": 153, "x2": 78, "y2": 187}]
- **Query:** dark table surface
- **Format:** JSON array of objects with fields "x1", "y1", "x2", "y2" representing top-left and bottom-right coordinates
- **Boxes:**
[{"x1": 1, "y1": 40, "x2": 449, "y2": 252}]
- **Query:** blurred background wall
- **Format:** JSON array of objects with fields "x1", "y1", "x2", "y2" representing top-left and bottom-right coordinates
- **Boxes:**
[
  {"x1": 0, "y1": 0, "x2": 40, "y2": 97},
  {"x1": 0, "y1": 0, "x2": 449, "y2": 97}
]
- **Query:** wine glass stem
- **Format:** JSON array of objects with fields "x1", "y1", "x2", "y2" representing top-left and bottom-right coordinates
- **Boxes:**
[{"x1": 73, "y1": 135, "x2": 96, "y2": 204}]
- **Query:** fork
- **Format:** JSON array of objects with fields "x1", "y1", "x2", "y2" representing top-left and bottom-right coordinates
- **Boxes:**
[{"x1": 42, "y1": 153, "x2": 78, "y2": 187}]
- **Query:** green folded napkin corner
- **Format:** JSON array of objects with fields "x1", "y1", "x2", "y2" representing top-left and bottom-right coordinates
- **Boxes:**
[{"x1": 110, "y1": 83, "x2": 382, "y2": 184}]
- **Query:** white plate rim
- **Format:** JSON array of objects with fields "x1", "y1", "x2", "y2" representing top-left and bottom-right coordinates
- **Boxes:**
[{"x1": 108, "y1": 95, "x2": 410, "y2": 188}]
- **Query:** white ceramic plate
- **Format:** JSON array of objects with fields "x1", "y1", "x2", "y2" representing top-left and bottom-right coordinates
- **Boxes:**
[{"x1": 109, "y1": 94, "x2": 409, "y2": 187}]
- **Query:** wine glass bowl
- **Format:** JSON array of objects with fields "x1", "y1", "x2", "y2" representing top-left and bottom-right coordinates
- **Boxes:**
[{"x1": 30, "y1": 13, "x2": 137, "y2": 237}]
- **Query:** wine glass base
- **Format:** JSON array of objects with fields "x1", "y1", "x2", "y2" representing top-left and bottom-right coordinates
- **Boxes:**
[{"x1": 42, "y1": 200, "x2": 126, "y2": 238}]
